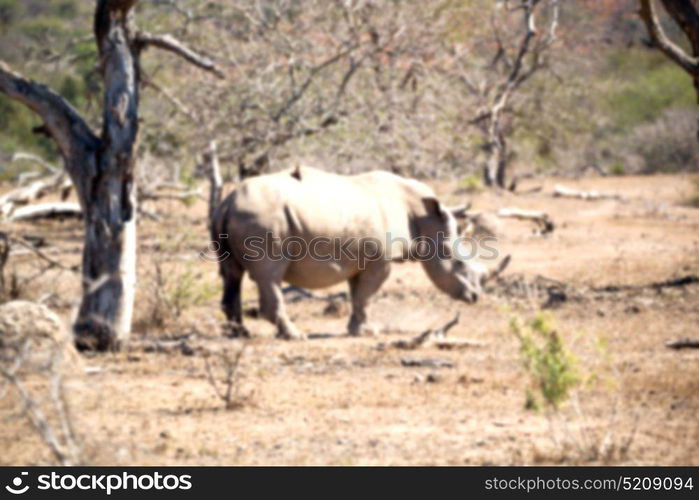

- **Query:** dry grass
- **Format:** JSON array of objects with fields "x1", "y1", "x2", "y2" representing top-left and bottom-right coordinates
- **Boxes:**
[{"x1": 0, "y1": 173, "x2": 698, "y2": 465}]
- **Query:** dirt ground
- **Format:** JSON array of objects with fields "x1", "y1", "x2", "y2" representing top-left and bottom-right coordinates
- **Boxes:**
[{"x1": 1, "y1": 173, "x2": 698, "y2": 465}]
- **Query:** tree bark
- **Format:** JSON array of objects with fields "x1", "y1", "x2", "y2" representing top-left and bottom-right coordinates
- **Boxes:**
[{"x1": 483, "y1": 129, "x2": 508, "y2": 188}]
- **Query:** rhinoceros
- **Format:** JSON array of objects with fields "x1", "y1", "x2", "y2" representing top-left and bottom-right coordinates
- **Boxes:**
[{"x1": 211, "y1": 166, "x2": 509, "y2": 340}]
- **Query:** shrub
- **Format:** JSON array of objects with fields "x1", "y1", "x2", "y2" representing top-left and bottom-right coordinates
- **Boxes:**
[
  {"x1": 511, "y1": 312, "x2": 580, "y2": 411},
  {"x1": 139, "y1": 261, "x2": 218, "y2": 332},
  {"x1": 631, "y1": 109, "x2": 699, "y2": 174},
  {"x1": 458, "y1": 173, "x2": 484, "y2": 193},
  {"x1": 604, "y1": 50, "x2": 694, "y2": 132},
  {"x1": 609, "y1": 162, "x2": 625, "y2": 176},
  {"x1": 203, "y1": 345, "x2": 249, "y2": 410}
]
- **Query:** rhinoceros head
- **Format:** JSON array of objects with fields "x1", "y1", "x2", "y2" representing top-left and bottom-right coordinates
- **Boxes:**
[{"x1": 418, "y1": 198, "x2": 510, "y2": 303}]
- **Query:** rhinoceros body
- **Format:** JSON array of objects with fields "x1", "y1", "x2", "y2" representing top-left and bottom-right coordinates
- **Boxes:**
[{"x1": 212, "y1": 166, "x2": 506, "y2": 339}]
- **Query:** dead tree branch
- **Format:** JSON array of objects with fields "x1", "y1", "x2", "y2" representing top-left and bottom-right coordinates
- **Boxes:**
[
  {"x1": 11, "y1": 152, "x2": 60, "y2": 176},
  {"x1": 206, "y1": 140, "x2": 222, "y2": 230},
  {"x1": 379, "y1": 314, "x2": 485, "y2": 350},
  {"x1": 497, "y1": 207, "x2": 555, "y2": 234},
  {"x1": 0, "y1": 330, "x2": 82, "y2": 465},
  {"x1": 639, "y1": 0, "x2": 699, "y2": 75},
  {"x1": 142, "y1": 75, "x2": 198, "y2": 122},
  {"x1": 203, "y1": 345, "x2": 247, "y2": 410},
  {"x1": 665, "y1": 338, "x2": 699, "y2": 350},
  {"x1": 9, "y1": 202, "x2": 82, "y2": 222},
  {"x1": 135, "y1": 32, "x2": 224, "y2": 78},
  {"x1": 0, "y1": 173, "x2": 72, "y2": 219},
  {"x1": 7, "y1": 235, "x2": 80, "y2": 273},
  {"x1": 553, "y1": 184, "x2": 623, "y2": 201},
  {"x1": 639, "y1": 0, "x2": 699, "y2": 138}
]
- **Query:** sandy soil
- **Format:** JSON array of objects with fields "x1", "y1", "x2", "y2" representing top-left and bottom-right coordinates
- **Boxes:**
[{"x1": 1, "y1": 173, "x2": 698, "y2": 465}]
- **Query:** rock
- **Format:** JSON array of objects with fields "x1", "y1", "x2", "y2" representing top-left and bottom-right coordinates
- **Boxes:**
[
  {"x1": 0, "y1": 300, "x2": 81, "y2": 374},
  {"x1": 624, "y1": 304, "x2": 641, "y2": 314}
]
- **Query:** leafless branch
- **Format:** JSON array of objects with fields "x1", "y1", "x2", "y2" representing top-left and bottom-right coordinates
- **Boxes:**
[
  {"x1": 135, "y1": 31, "x2": 225, "y2": 78},
  {"x1": 0, "y1": 339, "x2": 82, "y2": 465},
  {"x1": 11, "y1": 153, "x2": 60, "y2": 175},
  {"x1": 203, "y1": 346, "x2": 247, "y2": 410},
  {"x1": 639, "y1": 0, "x2": 699, "y2": 75},
  {"x1": 142, "y1": 74, "x2": 199, "y2": 122},
  {"x1": 8, "y1": 235, "x2": 80, "y2": 273},
  {"x1": 0, "y1": 61, "x2": 99, "y2": 161}
]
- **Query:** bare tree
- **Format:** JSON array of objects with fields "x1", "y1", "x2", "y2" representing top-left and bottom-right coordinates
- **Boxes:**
[
  {"x1": 459, "y1": 0, "x2": 560, "y2": 188},
  {"x1": 154, "y1": 0, "x2": 411, "y2": 180},
  {"x1": 0, "y1": 0, "x2": 220, "y2": 351},
  {"x1": 639, "y1": 0, "x2": 699, "y2": 139}
]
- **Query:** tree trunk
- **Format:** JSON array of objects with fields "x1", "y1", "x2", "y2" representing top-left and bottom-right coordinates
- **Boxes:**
[
  {"x1": 483, "y1": 130, "x2": 508, "y2": 188},
  {"x1": 0, "y1": 0, "x2": 221, "y2": 351},
  {"x1": 72, "y1": 1, "x2": 140, "y2": 351},
  {"x1": 73, "y1": 163, "x2": 138, "y2": 350},
  {"x1": 206, "y1": 140, "x2": 223, "y2": 231},
  {"x1": 0, "y1": 1, "x2": 139, "y2": 351}
]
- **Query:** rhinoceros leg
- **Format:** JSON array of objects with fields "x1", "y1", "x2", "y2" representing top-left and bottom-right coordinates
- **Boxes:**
[
  {"x1": 248, "y1": 259, "x2": 304, "y2": 340},
  {"x1": 255, "y1": 278, "x2": 305, "y2": 340},
  {"x1": 347, "y1": 261, "x2": 391, "y2": 336},
  {"x1": 221, "y1": 271, "x2": 242, "y2": 324}
]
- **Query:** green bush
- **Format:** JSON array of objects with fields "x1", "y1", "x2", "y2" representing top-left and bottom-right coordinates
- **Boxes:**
[
  {"x1": 604, "y1": 50, "x2": 694, "y2": 133},
  {"x1": 609, "y1": 162, "x2": 625, "y2": 176},
  {"x1": 511, "y1": 312, "x2": 581, "y2": 411},
  {"x1": 458, "y1": 173, "x2": 484, "y2": 192}
]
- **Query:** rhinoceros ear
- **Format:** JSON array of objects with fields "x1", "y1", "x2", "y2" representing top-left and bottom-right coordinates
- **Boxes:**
[{"x1": 422, "y1": 197, "x2": 446, "y2": 220}]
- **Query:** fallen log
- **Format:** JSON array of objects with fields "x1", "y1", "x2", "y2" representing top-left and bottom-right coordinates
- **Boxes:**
[
  {"x1": 454, "y1": 207, "x2": 554, "y2": 237},
  {"x1": 9, "y1": 202, "x2": 82, "y2": 222},
  {"x1": 497, "y1": 207, "x2": 555, "y2": 235},
  {"x1": 400, "y1": 357, "x2": 455, "y2": 368},
  {"x1": 665, "y1": 338, "x2": 699, "y2": 350},
  {"x1": 433, "y1": 338, "x2": 487, "y2": 350},
  {"x1": 592, "y1": 275, "x2": 699, "y2": 293},
  {"x1": 553, "y1": 184, "x2": 623, "y2": 201},
  {"x1": 377, "y1": 314, "x2": 485, "y2": 351},
  {"x1": 0, "y1": 173, "x2": 72, "y2": 219}
]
